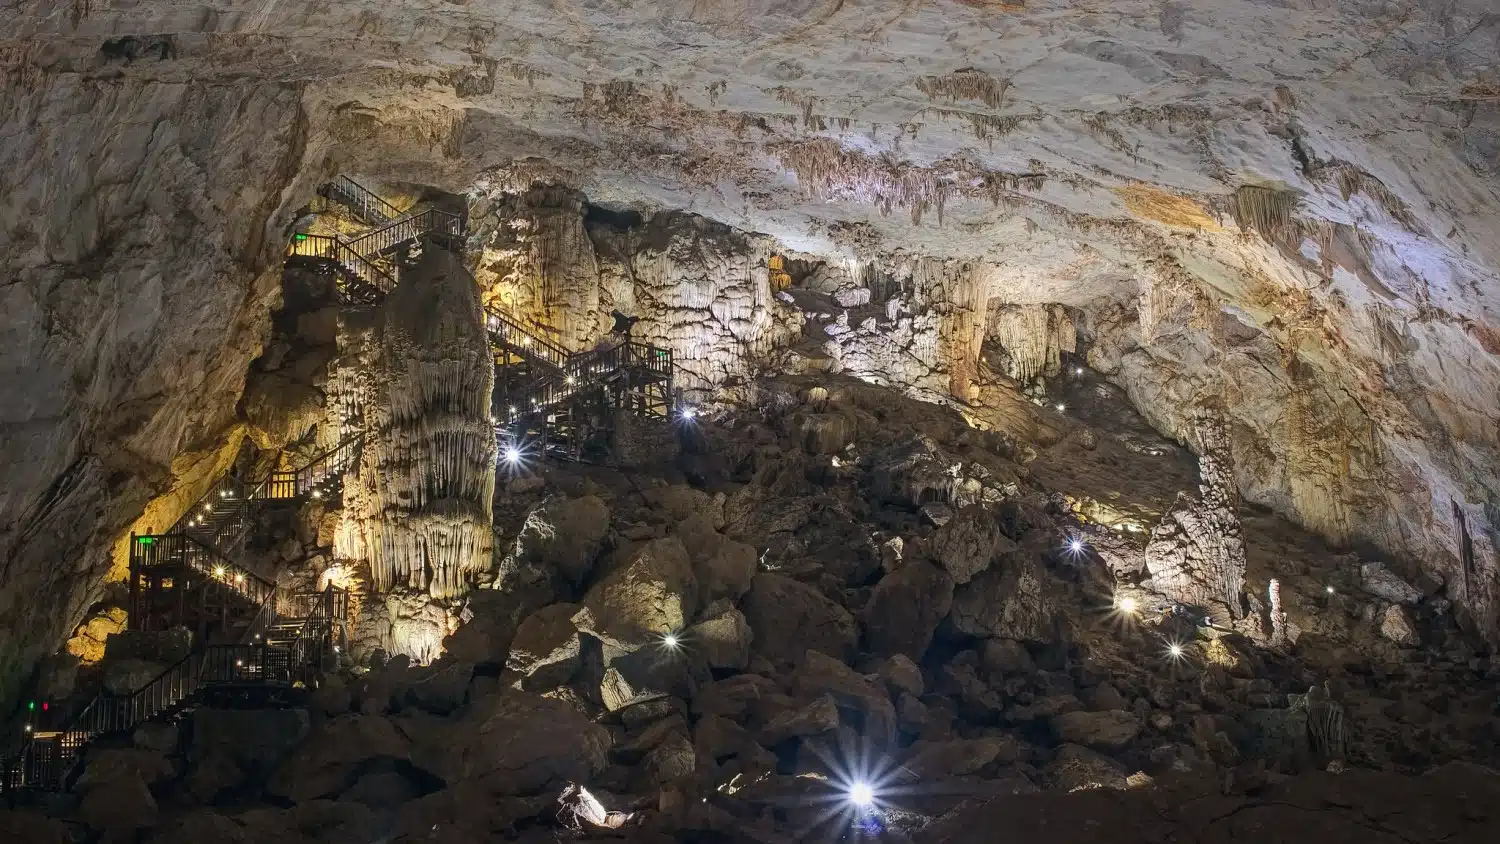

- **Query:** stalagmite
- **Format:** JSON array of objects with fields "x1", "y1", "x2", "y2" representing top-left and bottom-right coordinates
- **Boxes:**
[
  {"x1": 334, "y1": 245, "x2": 496, "y2": 659},
  {"x1": 1143, "y1": 410, "x2": 1249, "y2": 625}
]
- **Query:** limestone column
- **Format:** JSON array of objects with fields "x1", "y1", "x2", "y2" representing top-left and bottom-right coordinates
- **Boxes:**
[{"x1": 335, "y1": 246, "x2": 496, "y2": 660}]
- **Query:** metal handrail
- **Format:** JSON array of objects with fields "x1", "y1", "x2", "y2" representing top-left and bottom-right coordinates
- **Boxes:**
[
  {"x1": 130, "y1": 533, "x2": 279, "y2": 608},
  {"x1": 287, "y1": 234, "x2": 393, "y2": 303},
  {"x1": 344, "y1": 208, "x2": 464, "y2": 258},
  {"x1": 484, "y1": 308, "x2": 571, "y2": 370},
  {"x1": 497, "y1": 339, "x2": 674, "y2": 427},
  {"x1": 320, "y1": 175, "x2": 402, "y2": 225}
]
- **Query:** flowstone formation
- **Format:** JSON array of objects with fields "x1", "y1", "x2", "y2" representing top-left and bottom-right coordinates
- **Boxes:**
[{"x1": 336, "y1": 248, "x2": 497, "y2": 661}]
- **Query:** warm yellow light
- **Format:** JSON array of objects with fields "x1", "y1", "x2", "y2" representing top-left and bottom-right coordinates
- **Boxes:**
[
  {"x1": 213, "y1": 566, "x2": 226, "y2": 578},
  {"x1": 1117, "y1": 596, "x2": 1139, "y2": 614}
]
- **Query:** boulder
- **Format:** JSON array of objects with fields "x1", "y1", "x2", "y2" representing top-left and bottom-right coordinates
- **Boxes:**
[
  {"x1": 339, "y1": 770, "x2": 422, "y2": 809},
  {"x1": 695, "y1": 714, "x2": 753, "y2": 760},
  {"x1": 874, "y1": 653, "x2": 925, "y2": 698},
  {"x1": 0, "y1": 810, "x2": 72, "y2": 844},
  {"x1": 639, "y1": 729, "x2": 697, "y2": 785},
  {"x1": 615, "y1": 714, "x2": 691, "y2": 762},
  {"x1": 790, "y1": 650, "x2": 897, "y2": 748},
  {"x1": 931, "y1": 506, "x2": 1006, "y2": 584},
  {"x1": 949, "y1": 558, "x2": 1058, "y2": 644},
  {"x1": 1380, "y1": 604, "x2": 1420, "y2": 646},
  {"x1": 981, "y1": 639, "x2": 1034, "y2": 677},
  {"x1": 686, "y1": 606, "x2": 753, "y2": 670},
  {"x1": 1045, "y1": 743, "x2": 1128, "y2": 791},
  {"x1": 497, "y1": 495, "x2": 610, "y2": 587},
  {"x1": 759, "y1": 694, "x2": 841, "y2": 745},
  {"x1": 574, "y1": 537, "x2": 698, "y2": 651},
  {"x1": 76, "y1": 748, "x2": 174, "y2": 792},
  {"x1": 901, "y1": 736, "x2": 1020, "y2": 778},
  {"x1": 1361, "y1": 561, "x2": 1422, "y2": 605},
  {"x1": 78, "y1": 774, "x2": 157, "y2": 841},
  {"x1": 192, "y1": 707, "x2": 310, "y2": 793},
  {"x1": 103, "y1": 659, "x2": 164, "y2": 695},
  {"x1": 403, "y1": 660, "x2": 474, "y2": 715},
  {"x1": 132, "y1": 722, "x2": 179, "y2": 755},
  {"x1": 862, "y1": 560, "x2": 954, "y2": 660},
  {"x1": 237, "y1": 800, "x2": 379, "y2": 844},
  {"x1": 644, "y1": 484, "x2": 723, "y2": 525},
  {"x1": 693, "y1": 674, "x2": 785, "y2": 720},
  {"x1": 695, "y1": 537, "x2": 758, "y2": 604},
  {"x1": 506, "y1": 603, "x2": 583, "y2": 691},
  {"x1": 1050, "y1": 710, "x2": 1142, "y2": 750},
  {"x1": 413, "y1": 690, "x2": 611, "y2": 795},
  {"x1": 268, "y1": 714, "x2": 409, "y2": 802},
  {"x1": 443, "y1": 582, "x2": 556, "y2": 665},
  {"x1": 741, "y1": 573, "x2": 858, "y2": 665}
]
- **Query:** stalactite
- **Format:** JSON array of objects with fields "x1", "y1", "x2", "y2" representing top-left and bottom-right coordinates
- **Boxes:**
[{"x1": 985, "y1": 303, "x2": 1077, "y2": 383}]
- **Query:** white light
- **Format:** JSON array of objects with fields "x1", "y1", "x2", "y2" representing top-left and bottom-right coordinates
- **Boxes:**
[
  {"x1": 1075, "y1": 367, "x2": 1084, "y2": 375},
  {"x1": 1325, "y1": 585, "x2": 1335, "y2": 594},
  {"x1": 214, "y1": 566, "x2": 226, "y2": 578},
  {"x1": 502, "y1": 445, "x2": 523, "y2": 464},
  {"x1": 566, "y1": 375, "x2": 576, "y2": 385},
  {"x1": 1169, "y1": 643, "x2": 1184, "y2": 658},
  {"x1": 1069, "y1": 539, "x2": 1084, "y2": 553},
  {"x1": 662, "y1": 633, "x2": 680, "y2": 650},
  {"x1": 1055, "y1": 403, "x2": 1066, "y2": 412},
  {"x1": 679, "y1": 405, "x2": 697, "y2": 421},
  {"x1": 1117, "y1": 596, "x2": 1139, "y2": 615},
  {"x1": 848, "y1": 782, "x2": 875, "y2": 807}
]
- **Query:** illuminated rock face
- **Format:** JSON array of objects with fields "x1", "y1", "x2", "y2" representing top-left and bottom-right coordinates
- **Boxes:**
[
  {"x1": 1, "y1": 0, "x2": 1498, "y2": 698},
  {"x1": 335, "y1": 248, "x2": 496, "y2": 658}
]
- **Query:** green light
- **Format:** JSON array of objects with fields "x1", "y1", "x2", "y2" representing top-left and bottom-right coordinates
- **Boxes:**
[
  {"x1": 27, "y1": 701, "x2": 35, "y2": 711},
  {"x1": 294, "y1": 233, "x2": 308, "y2": 241},
  {"x1": 137, "y1": 536, "x2": 154, "y2": 545}
]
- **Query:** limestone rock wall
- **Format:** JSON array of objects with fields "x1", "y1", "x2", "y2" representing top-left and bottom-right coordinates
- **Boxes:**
[
  {"x1": 469, "y1": 190, "x2": 803, "y2": 395},
  {"x1": 0, "y1": 71, "x2": 315, "y2": 711}
]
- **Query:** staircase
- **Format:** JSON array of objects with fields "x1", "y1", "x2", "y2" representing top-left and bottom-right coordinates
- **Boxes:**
[
  {"x1": 486, "y1": 310, "x2": 674, "y2": 458},
  {"x1": 1, "y1": 441, "x2": 360, "y2": 793},
  {"x1": 288, "y1": 175, "x2": 465, "y2": 306}
]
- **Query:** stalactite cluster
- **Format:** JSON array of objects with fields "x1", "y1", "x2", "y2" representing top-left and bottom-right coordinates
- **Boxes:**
[{"x1": 984, "y1": 303, "x2": 1077, "y2": 383}]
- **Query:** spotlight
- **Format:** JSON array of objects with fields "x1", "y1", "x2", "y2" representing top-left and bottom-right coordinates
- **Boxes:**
[
  {"x1": 565, "y1": 375, "x2": 576, "y2": 385},
  {"x1": 1075, "y1": 367, "x2": 1084, "y2": 375},
  {"x1": 1165, "y1": 641, "x2": 1186, "y2": 662},
  {"x1": 1325, "y1": 585, "x2": 1336, "y2": 595},
  {"x1": 502, "y1": 444, "x2": 522, "y2": 464},
  {"x1": 848, "y1": 782, "x2": 875, "y2": 808},
  {"x1": 234, "y1": 573, "x2": 245, "y2": 584},
  {"x1": 679, "y1": 405, "x2": 697, "y2": 421},
  {"x1": 1116, "y1": 596, "x2": 1139, "y2": 615},
  {"x1": 1055, "y1": 403, "x2": 1066, "y2": 412},
  {"x1": 661, "y1": 632, "x2": 680, "y2": 650},
  {"x1": 213, "y1": 566, "x2": 226, "y2": 578},
  {"x1": 1069, "y1": 538, "x2": 1085, "y2": 554}
]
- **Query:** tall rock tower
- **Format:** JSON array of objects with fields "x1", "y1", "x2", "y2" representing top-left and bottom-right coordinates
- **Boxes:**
[{"x1": 336, "y1": 245, "x2": 496, "y2": 661}]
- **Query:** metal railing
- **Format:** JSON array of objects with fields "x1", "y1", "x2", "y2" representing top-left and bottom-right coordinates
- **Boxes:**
[
  {"x1": 129, "y1": 533, "x2": 279, "y2": 610},
  {"x1": 484, "y1": 308, "x2": 572, "y2": 370},
  {"x1": 287, "y1": 234, "x2": 393, "y2": 305},
  {"x1": 497, "y1": 339, "x2": 675, "y2": 427},
  {"x1": 344, "y1": 208, "x2": 464, "y2": 258},
  {"x1": 320, "y1": 175, "x2": 402, "y2": 225}
]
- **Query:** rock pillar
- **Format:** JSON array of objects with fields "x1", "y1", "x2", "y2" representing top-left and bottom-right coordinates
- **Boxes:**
[{"x1": 335, "y1": 246, "x2": 496, "y2": 661}]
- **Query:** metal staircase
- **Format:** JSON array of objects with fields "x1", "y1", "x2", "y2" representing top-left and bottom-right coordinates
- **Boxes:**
[
  {"x1": 288, "y1": 175, "x2": 465, "y2": 306},
  {"x1": 1, "y1": 442, "x2": 359, "y2": 793},
  {"x1": 486, "y1": 310, "x2": 674, "y2": 459}
]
